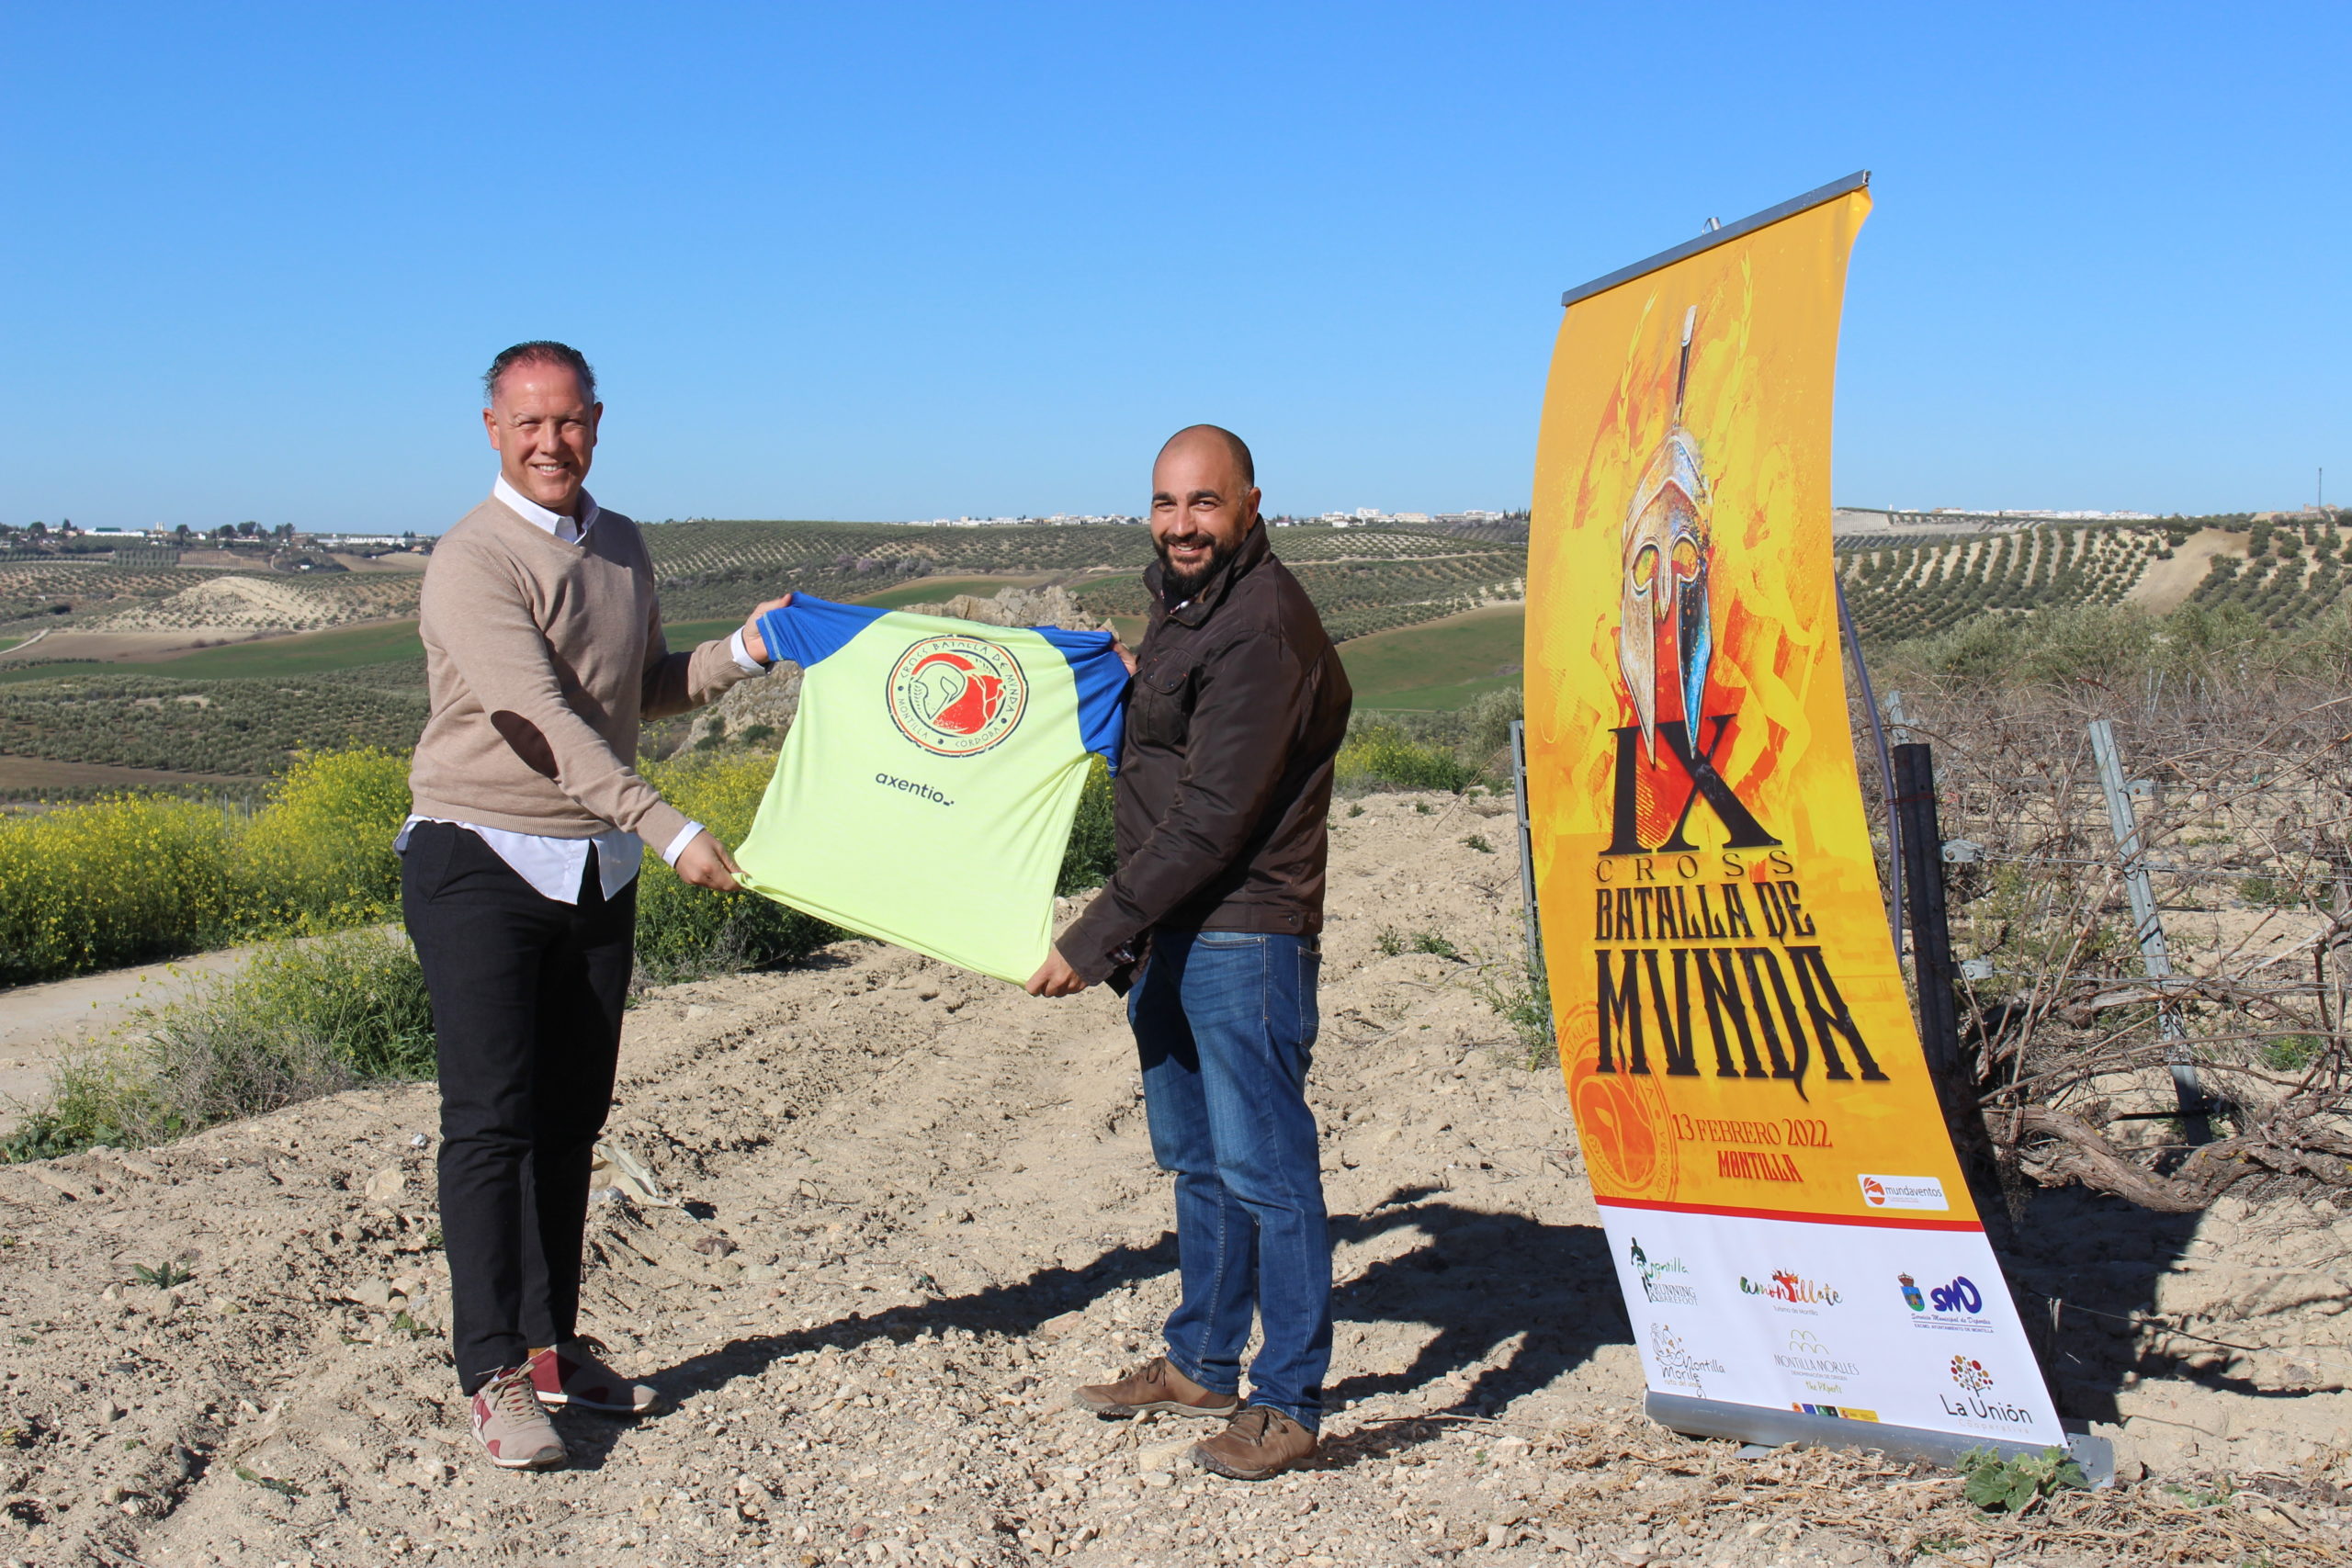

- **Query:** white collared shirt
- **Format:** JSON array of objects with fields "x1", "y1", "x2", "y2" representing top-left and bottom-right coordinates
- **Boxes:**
[{"x1": 395, "y1": 477, "x2": 768, "y2": 905}]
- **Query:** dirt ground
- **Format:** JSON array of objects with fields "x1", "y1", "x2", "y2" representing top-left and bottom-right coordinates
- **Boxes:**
[
  {"x1": 0, "y1": 633, "x2": 223, "y2": 666},
  {"x1": 1, "y1": 795, "x2": 2348, "y2": 1568},
  {"x1": 2123, "y1": 529, "x2": 2246, "y2": 615}
]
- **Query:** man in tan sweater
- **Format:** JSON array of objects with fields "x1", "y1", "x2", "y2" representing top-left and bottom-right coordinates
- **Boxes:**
[{"x1": 403, "y1": 341, "x2": 786, "y2": 1470}]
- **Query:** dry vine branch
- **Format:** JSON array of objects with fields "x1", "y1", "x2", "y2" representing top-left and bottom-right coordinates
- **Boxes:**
[{"x1": 1863, "y1": 666, "x2": 2352, "y2": 1213}]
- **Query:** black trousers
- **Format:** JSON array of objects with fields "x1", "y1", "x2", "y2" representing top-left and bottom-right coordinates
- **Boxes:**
[{"x1": 401, "y1": 821, "x2": 636, "y2": 1393}]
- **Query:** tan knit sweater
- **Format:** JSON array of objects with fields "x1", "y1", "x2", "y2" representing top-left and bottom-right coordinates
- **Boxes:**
[{"x1": 407, "y1": 493, "x2": 756, "y2": 852}]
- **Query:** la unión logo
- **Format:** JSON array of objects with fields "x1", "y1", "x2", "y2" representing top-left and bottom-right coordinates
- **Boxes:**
[
  {"x1": 1939, "y1": 1352, "x2": 2036, "y2": 1427},
  {"x1": 887, "y1": 635, "x2": 1029, "y2": 757}
]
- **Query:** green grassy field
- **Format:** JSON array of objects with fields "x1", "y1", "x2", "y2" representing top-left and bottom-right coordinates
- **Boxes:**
[
  {"x1": 0, "y1": 614, "x2": 802, "y2": 689},
  {"x1": 0, "y1": 621, "x2": 427, "y2": 686},
  {"x1": 664, "y1": 617, "x2": 741, "y2": 647},
  {"x1": 854, "y1": 576, "x2": 1046, "y2": 610},
  {"x1": 1340, "y1": 604, "x2": 1524, "y2": 710}
]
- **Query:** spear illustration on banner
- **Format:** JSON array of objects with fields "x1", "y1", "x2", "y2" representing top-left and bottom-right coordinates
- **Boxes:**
[{"x1": 1616, "y1": 304, "x2": 1714, "y2": 764}]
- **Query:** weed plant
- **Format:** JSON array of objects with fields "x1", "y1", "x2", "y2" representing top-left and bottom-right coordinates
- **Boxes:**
[
  {"x1": 1955, "y1": 1445, "x2": 2088, "y2": 1513},
  {"x1": 1337, "y1": 725, "x2": 1477, "y2": 794},
  {"x1": 2, "y1": 929, "x2": 431, "y2": 1157},
  {"x1": 1336, "y1": 687, "x2": 1523, "y2": 797},
  {"x1": 1476, "y1": 951, "x2": 1556, "y2": 1070},
  {"x1": 1056, "y1": 755, "x2": 1117, "y2": 896},
  {"x1": 0, "y1": 747, "x2": 413, "y2": 985},
  {"x1": 0, "y1": 793, "x2": 243, "y2": 983}
]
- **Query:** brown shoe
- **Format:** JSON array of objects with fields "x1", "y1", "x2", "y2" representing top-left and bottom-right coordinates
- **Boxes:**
[
  {"x1": 1192, "y1": 1404, "x2": 1318, "y2": 1480},
  {"x1": 1075, "y1": 1355, "x2": 1240, "y2": 1419}
]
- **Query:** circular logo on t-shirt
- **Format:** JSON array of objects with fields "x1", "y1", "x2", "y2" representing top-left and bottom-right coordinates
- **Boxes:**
[{"x1": 886, "y1": 635, "x2": 1028, "y2": 756}]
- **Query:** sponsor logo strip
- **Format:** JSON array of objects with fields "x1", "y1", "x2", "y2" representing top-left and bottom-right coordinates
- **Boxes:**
[{"x1": 1596, "y1": 1195, "x2": 1983, "y2": 1232}]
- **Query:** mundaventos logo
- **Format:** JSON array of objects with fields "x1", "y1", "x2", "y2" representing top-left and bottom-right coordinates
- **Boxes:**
[
  {"x1": 887, "y1": 635, "x2": 1029, "y2": 757},
  {"x1": 1628, "y1": 1236, "x2": 1696, "y2": 1304},
  {"x1": 1858, "y1": 1173, "x2": 1948, "y2": 1211}
]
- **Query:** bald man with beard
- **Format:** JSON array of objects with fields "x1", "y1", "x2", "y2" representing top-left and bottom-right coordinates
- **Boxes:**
[{"x1": 1027, "y1": 425, "x2": 1351, "y2": 1480}]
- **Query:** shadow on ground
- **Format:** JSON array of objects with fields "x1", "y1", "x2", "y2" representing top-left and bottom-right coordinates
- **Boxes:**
[{"x1": 607, "y1": 1184, "x2": 1631, "y2": 1469}]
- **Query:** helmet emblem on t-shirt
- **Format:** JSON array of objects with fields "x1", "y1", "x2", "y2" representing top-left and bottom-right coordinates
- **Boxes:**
[{"x1": 887, "y1": 635, "x2": 1029, "y2": 756}]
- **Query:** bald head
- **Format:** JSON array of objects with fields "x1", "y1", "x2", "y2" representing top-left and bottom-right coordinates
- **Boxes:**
[
  {"x1": 1158, "y1": 424, "x2": 1254, "y2": 489},
  {"x1": 1150, "y1": 424, "x2": 1262, "y2": 600}
]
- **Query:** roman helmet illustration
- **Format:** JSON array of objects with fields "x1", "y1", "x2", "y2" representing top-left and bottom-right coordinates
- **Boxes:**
[{"x1": 1617, "y1": 305, "x2": 1713, "y2": 763}]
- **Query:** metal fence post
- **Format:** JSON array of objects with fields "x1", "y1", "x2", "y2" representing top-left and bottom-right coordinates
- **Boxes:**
[
  {"x1": 1892, "y1": 740, "x2": 1961, "y2": 1076},
  {"x1": 2086, "y1": 718, "x2": 2211, "y2": 1143},
  {"x1": 1510, "y1": 719, "x2": 1545, "y2": 992}
]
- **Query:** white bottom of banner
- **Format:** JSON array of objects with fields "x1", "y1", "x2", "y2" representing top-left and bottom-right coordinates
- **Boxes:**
[{"x1": 1598, "y1": 1200, "x2": 2067, "y2": 1450}]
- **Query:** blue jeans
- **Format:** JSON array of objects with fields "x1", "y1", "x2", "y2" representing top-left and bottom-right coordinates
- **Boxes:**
[{"x1": 1129, "y1": 929, "x2": 1329, "y2": 1430}]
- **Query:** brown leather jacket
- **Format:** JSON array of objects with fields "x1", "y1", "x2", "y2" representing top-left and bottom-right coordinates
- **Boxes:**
[{"x1": 1060, "y1": 523, "x2": 1352, "y2": 985}]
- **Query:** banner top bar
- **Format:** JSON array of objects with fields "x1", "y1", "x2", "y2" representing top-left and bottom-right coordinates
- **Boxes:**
[{"x1": 1559, "y1": 170, "x2": 1871, "y2": 310}]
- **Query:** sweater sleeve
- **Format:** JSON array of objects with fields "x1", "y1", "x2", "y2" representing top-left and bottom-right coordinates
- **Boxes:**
[
  {"x1": 421, "y1": 537, "x2": 695, "y2": 850},
  {"x1": 640, "y1": 598, "x2": 760, "y2": 721}
]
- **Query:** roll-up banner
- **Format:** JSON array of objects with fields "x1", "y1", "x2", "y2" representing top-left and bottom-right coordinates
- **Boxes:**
[{"x1": 1526, "y1": 173, "x2": 2108, "y2": 1477}]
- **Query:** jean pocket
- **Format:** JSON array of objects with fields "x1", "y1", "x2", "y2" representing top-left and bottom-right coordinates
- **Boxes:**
[{"x1": 1191, "y1": 931, "x2": 1262, "y2": 949}]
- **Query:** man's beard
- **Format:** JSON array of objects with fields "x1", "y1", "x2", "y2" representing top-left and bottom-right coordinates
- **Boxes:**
[{"x1": 1157, "y1": 535, "x2": 1236, "y2": 603}]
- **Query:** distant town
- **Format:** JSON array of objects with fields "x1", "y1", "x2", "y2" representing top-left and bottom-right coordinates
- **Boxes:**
[
  {"x1": 900, "y1": 508, "x2": 1522, "y2": 529},
  {"x1": 5, "y1": 502, "x2": 2338, "y2": 559},
  {"x1": 0, "y1": 509, "x2": 1530, "y2": 548}
]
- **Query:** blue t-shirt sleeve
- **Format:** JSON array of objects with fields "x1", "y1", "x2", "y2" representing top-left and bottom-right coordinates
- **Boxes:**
[
  {"x1": 1032, "y1": 626, "x2": 1128, "y2": 774},
  {"x1": 756, "y1": 595, "x2": 889, "y2": 671}
]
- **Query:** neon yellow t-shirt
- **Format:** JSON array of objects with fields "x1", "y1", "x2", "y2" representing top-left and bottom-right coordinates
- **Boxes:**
[{"x1": 732, "y1": 596, "x2": 1126, "y2": 984}]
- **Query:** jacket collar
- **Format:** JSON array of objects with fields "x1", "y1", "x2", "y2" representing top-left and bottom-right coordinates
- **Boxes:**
[{"x1": 1147, "y1": 521, "x2": 1271, "y2": 628}]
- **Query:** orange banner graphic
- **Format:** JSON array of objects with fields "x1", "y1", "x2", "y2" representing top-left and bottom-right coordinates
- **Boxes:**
[
  {"x1": 1526, "y1": 188, "x2": 1960, "y2": 1225},
  {"x1": 1524, "y1": 183, "x2": 2076, "y2": 1456}
]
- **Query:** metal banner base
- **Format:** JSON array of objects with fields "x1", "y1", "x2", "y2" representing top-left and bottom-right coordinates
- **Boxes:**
[{"x1": 1645, "y1": 1393, "x2": 2117, "y2": 1487}]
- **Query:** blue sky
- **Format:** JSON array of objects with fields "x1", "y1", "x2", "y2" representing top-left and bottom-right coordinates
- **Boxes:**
[{"x1": 4, "y1": 3, "x2": 2344, "y2": 530}]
